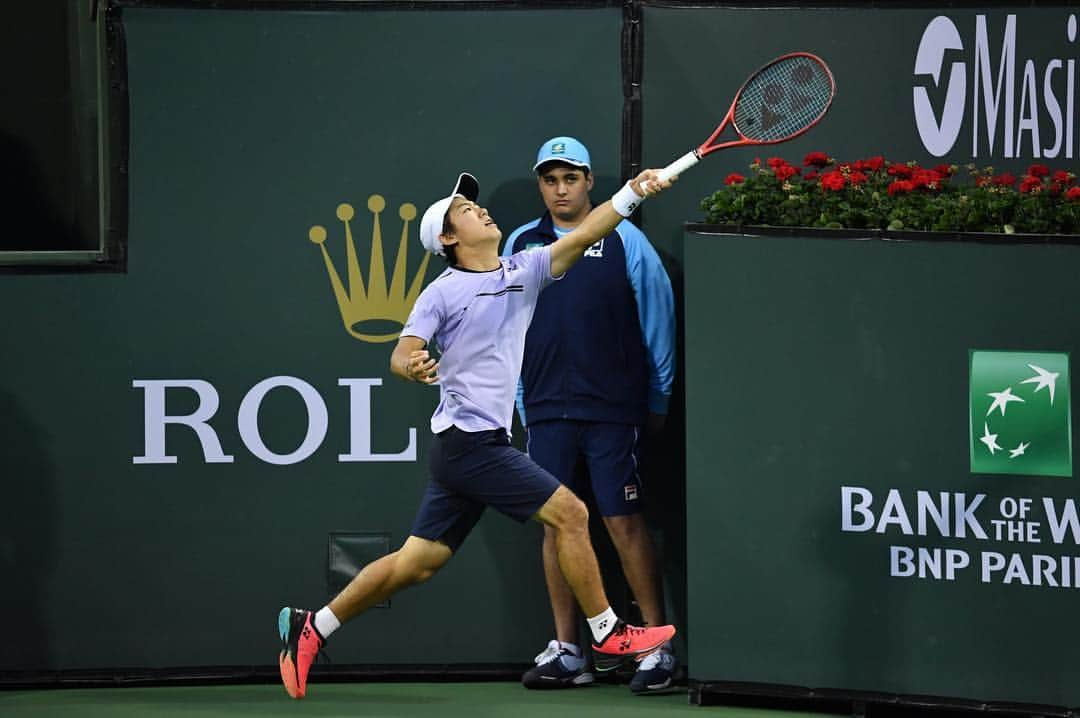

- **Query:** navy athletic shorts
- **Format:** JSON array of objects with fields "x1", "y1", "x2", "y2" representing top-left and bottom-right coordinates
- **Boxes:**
[
  {"x1": 410, "y1": 426, "x2": 561, "y2": 552},
  {"x1": 526, "y1": 420, "x2": 644, "y2": 517}
]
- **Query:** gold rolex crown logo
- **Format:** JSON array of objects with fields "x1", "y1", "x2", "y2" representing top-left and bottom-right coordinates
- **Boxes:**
[{"x1": 309, "y1": 195, "x2": 430, "y2": 343}]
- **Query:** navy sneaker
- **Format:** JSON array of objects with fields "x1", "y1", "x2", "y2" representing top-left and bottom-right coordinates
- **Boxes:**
[
  {"x1": 522, "y1": 640, "x2": 595, "y2": 689},
  {"x1": 629, "y1": 648, "x2": 677, "y2": 694}
]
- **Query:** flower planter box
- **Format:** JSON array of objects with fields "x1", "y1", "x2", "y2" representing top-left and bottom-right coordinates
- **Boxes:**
[
  {"x1": 683, "y1": 226, "x2": 1080, "y2": 712},
  {"x1": 686, "y1": 222, "x2": 1080, "y2": 244}
]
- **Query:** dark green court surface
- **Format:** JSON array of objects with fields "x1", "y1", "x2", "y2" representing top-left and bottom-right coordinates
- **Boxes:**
[{"x1": 0, "y1": 682, "x2": 837, "y2": 717}]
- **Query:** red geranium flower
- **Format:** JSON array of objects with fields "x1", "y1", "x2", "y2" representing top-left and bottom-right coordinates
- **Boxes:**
[
  {"x1": 1054, "y1": 170, "x2": 1074, "y2": 185},
  {"x1": 887, "y1": 180, "x2": 915, "y2": 196},
  {"x1": 1028, "y1": 164, "x2": 1051, "y2": 178},
  {"x1": 1050, "y1": 182, "x2": 1063, "y2": 196},
  {"x1": 887, "y1": 163, "x2": 914, "y2": 179},
  {"x1": 1019, "y1": 175, "x2": 1042, "y2": 194},
  {"x1": 847, "y1": 170, "x2": 868, "y2": 185},
  {"x1": 933, "y1": 164, "x2": 954, "y2": 177},
  {"x1": 992, "y1": 172, "x2": 1016, "y2": 187},
  {"x1": 725, "y1": 173, "x2": 746, "y2": 186},
  {"x1": 804, "y1": 170, "x2": 819, "y2": 182},
  {"x1": 803, "y1": 151, "x2": 831, "y2": 168},
  {"x1": 862, "y1": 156, "x2": 886, "y2": 172},
  {"x1": 767, "y1": 157, "x2": 788, "y2": 169},
  {"x1": 1066, "y1": 186, "x2": 1080, "y2": 201},
  {"x1": 821, "y1": 171, "x2": 846, "y2": 191},
  {"x1": 774, "y1": 164, "x2": 800, "y2": 182},
  {"x1": 911, "y1": 169, "x2": 943, "y2": 189}
]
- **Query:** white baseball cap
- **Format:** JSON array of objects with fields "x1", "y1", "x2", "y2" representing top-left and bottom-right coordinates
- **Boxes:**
[{"x1": 419, "y1": 172, "x2": 480, "y2": 256}]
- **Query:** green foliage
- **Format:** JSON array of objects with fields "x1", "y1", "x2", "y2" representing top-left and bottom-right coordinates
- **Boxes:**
[{"x1": 700, "y1": 156, "x2": 1080, "y2": 234}]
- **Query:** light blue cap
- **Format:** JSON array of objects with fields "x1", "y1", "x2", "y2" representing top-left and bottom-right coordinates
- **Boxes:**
[{"x1": 533, "y1": 136, "x2": 591, "y2": 172}]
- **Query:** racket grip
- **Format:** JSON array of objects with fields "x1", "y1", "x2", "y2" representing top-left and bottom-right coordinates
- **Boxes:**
[{"x1": 657, "y1": 151, "x2": 700, "y2": 183}]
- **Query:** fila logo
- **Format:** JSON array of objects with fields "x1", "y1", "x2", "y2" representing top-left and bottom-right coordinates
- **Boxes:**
[
  {"x1": 624, "y1": 485, "x2": 639, "y2": 501},
  {"x1": 584, "y1": 239, "x2": 604, "y2": 258}
]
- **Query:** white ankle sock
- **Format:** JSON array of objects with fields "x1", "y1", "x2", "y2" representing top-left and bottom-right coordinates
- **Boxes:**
[
  {"x1": 314, "y1": 606, "x2": 341, "y2": 638},
  {"x1": 586, "y1": 607, "x2": 618, "y2": 643},
  {"x1": 559, "y1": 641, "x2": 581, "y2": 657}
]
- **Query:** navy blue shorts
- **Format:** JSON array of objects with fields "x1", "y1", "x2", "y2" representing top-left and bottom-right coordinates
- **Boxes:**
[
  {"x1": 410, "y1": 426, "x2": 561, "y2": 552},
  {"x1": 526, "y1": 420, "x2": 644, "y2": 517}
]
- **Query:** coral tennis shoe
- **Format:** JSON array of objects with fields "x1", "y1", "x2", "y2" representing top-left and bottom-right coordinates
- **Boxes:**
[
  {"x1": 277, "y1": 607, "x2": 325, "y2": 699},
  {"x1": 591, "y1": 621, "x2": 676, "y2": 672}
]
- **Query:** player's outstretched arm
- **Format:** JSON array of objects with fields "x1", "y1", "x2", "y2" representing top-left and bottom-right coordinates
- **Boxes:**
[{"x1": 549, "y1": 169, "x2": 674, "y2": 277}]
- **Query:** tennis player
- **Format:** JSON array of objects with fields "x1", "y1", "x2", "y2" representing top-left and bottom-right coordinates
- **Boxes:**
[{"x1": 277, "y1": 167, "x2": 675, "y2": 700}]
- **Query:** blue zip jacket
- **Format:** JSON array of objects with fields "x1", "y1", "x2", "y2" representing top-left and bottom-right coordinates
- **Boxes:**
[{"x1": 503, "y1": 211, "x2": 675, "y2": 427}]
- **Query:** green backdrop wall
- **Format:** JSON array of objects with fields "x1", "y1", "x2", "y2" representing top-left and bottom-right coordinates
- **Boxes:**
[
  {"x1": 0, "y1": 5, "x2": 626, "y2": 672},
  {"x1": 685, "y1": 230, "x2": 1080, "y2": 707},
  {"x1": 3, "y1": 3, "x2": 1080, "y2": 704}
]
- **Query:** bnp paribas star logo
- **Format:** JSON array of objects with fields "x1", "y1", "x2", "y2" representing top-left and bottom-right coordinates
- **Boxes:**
[
  {"x1": 308, "y1": 195, "x2": 430, "y2": 343},
  {"x1": 969, "y1": 350, "x2": 1072, "y2": 477}
]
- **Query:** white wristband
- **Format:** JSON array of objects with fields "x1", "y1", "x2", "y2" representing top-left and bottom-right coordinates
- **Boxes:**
[{"x1": 611, "y1": 181, "x2": 645, "y2": 218}]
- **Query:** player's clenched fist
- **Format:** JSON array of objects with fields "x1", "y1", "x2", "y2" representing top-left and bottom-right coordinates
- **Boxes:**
[
  {"x1": 631, "y1": 169, "x2": 676, "y2": 198},
  {"x1": 407, "y1": 349, "x2": 439, "y2": 384}
]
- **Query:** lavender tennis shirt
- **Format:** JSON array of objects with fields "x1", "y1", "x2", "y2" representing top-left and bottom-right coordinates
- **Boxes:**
[{"x1": 401, "y1": 246, "x2": 559, "y2": 436}]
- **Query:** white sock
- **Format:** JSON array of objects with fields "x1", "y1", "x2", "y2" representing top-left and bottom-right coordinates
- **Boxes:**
[
  {"x1": 314, "y1": 606, "x2": 341, "y2": 639},
  {"x1": 586, "y1": 607, "x2": 619, "y2": 643}
]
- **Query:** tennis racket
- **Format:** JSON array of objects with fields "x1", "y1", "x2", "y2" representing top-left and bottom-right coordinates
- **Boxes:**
[{"x1": 655, "y1": 52, "x2": 836, "y2": 184}]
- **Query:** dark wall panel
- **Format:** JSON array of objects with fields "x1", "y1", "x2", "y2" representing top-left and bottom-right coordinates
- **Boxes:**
[
  {"x1": 641, "y1": 6, "x2": 1080, "y2": 263},
  {"x1": 685, "y1": 230, "x2": 1080, "y2": 706},
  {"x1": 0, "y1": 5, "x2": 623, "y2": 671}
]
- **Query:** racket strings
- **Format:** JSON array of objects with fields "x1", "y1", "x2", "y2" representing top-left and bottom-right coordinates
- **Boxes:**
[{"x1": 733, "y1": 57, "x2": 833, "y2": 142}]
